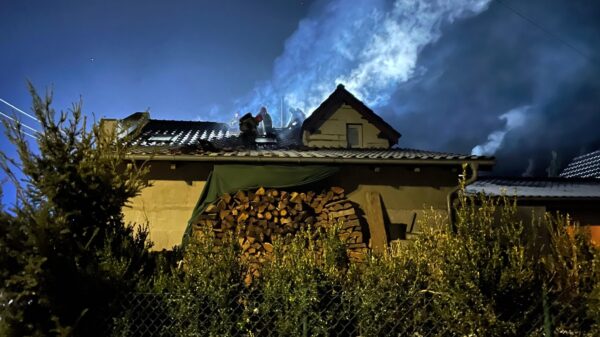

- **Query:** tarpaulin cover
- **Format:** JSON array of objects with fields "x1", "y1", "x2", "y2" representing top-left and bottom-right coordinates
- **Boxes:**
[{"x1": 182, "y1": 164, "x2": 339, "y2": 244}]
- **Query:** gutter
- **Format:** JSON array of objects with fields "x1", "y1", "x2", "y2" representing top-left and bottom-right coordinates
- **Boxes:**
[
  {"x1": 125, "y1": 154, "x2": 495, "y2": 167},
  {"x1": 446, "y1": 162, "x2": 479, "y2": 231}
]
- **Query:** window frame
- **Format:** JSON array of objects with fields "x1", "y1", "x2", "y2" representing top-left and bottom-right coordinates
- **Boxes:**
[{"x1": 346, "y1": 123, "x2": 363, "y2": 148}]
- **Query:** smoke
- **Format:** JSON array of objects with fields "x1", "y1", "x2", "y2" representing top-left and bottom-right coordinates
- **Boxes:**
[
  {"x1": 238, "y1": 0, "x2": 492, "y2": 123},
  {"x1": 385, "y1": 0, "x2": 600, "y2": 175},
  {"x1": 471, "y1": 105, "x2": 529, "y2": 156},
  {"x1": 235, "y1": 0, "x2": 600, "y2": 177},
  {"x1": 522, "y1": 158, "x2": 535, "y2": 177}
]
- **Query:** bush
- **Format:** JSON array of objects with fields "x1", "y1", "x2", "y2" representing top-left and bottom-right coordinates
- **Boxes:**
[
  {"x1": 130, "y1": 180, "x2": 599, "y2": 337},
  {"x1": 395, "y1": 176, "x2": 600, "y2": 336}
]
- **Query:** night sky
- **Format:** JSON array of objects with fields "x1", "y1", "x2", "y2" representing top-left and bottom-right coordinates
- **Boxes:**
[{"x1": 1, "y1": 0, "x2": 599, "y2": 206}]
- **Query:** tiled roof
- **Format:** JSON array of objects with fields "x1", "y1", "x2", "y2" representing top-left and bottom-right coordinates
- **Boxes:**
[
  {"x1": 560, "y1": 150, "x2": 600, "y2": 179},
  {"x1": 130, "y1": 119, "x2": 230, "y2": 147},
  {"x1": 126, "y1": 118, "x2": 494, "y2": 164},
  {"x1": 128, "y1": 146, "x2": 493, "y2": 164},
  {"x1": 466, "y1": 177, "x2": 600, "y2": 198}
]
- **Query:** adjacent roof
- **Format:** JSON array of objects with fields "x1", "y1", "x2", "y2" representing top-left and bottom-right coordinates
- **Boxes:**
[
  {"x1": 302, "y1": 84, "x2": 401, "y2": 145},
  {"x1": 466, "y1": 176, "x2": 600, "y2": 199},
  {"x1": 560, "y1": 150, "x2": 600, "y2": 179}
]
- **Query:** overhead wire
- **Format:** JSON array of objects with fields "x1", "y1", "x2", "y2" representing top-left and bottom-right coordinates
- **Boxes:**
[
  {"x1": 0, "y1": 98, "x2": 41, "y2": 124},
  {"x1": 497, "y1": 0, "x2": 595, "y2": 65},
  {"x1": 0, "y1": 98, "x2": 42, "y2": 141},
  {"x1": 0, "y1": 111, "x2": 40, "y2": 140}
]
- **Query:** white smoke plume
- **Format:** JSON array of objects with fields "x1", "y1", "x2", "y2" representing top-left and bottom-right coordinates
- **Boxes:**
[
  {"x1": 239, "y1": 0, "x2": 492, "y2": 123},
  {"x1": 471, "y1": 105, "x2": 530, "y2": 156}
]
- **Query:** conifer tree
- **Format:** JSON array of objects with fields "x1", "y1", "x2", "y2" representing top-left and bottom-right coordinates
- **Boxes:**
[{"x1": 0, "y1": 84, "x2": 152, "y2": 337}]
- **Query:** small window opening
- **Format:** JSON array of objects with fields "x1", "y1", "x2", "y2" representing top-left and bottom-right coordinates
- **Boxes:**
[{"x1": 347, "y1": 124, "x2": 362, "y2": 148}]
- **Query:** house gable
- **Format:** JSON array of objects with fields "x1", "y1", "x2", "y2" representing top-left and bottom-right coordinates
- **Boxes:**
[{"x1": 302, "y1": 84, "x2": 401, "y2": 149}]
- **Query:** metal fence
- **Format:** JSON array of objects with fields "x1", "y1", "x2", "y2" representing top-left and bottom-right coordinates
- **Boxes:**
[{"x1": 106, "y1": 288, "x2": 594, "y2": 337}]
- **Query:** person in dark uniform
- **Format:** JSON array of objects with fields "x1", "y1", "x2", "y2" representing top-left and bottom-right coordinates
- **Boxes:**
[
  {"x1": 257, "y1": 106, "x2": 273, "y2": 136},
  {"x1": 239, "y1": 112, "x2": 259, "y2": 146}
]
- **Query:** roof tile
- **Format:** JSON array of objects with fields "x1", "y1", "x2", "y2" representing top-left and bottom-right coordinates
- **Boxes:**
[
  {"x1": 466, "y1": 176, "x2": 600, "y2": 198},
  {"x1": 560, "y1": 150, "x2": 600, "y2": 179}
]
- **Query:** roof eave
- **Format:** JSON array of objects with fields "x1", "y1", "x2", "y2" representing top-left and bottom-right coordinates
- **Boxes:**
[
  {"x1": 465, "y1": 193, "x2": 600, "y2": 202},
  {"x1": 125, "y1": 153, "x2": 496, "y2": 166}
]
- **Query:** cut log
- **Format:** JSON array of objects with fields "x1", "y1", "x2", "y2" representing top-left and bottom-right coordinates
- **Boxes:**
[
  {"x1": 328, "y1": 208, "x2": 355, "y2": 219},
  {"x1": 263, "y1": 242, "x2": 274, "y2": 253},
  {"x1": 330, "y1": 186, "x2": 344, "y2": 195}
]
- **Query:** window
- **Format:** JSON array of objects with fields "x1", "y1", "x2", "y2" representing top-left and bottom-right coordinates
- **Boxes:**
[{"x1": 346, "y1": 124, "x2": 362, "y2": 148}]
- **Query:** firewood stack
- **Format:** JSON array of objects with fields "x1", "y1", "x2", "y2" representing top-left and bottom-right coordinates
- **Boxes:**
[{"x1": 191, "y1": 186, "x2": 369, "y2": 279}]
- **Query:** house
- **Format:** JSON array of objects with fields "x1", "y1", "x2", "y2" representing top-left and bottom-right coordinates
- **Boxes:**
[
  {"x1": 105, "y1": 84, "x2": 495, "y2": 250},
  {"x1": 465, "y1": 151, "x2": 600, "y2": 244}
]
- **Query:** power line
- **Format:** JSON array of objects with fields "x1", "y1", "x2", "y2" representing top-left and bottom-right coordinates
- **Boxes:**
[
  {"x1": 0, "y1": 98, "x2": 41, "y2": 124},
  {"x1": 497, "y1": 0, "x2": 595, "y2": 64},
  {"x1": 0, "y1": 111, "x2": 39, "y2": 140}
]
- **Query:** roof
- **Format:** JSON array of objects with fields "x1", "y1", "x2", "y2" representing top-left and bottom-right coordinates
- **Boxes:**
[
  {"x1": 560, "y1": 150, "x2": 600, "y2": 179},
  {"x1": 127, "y1": 143, "x2": 494, "y2": 166},
  {"x1": 130, "y1": 119, "x2": 230, "y2": 147},
  {"x1": 121, "y1": 106, "x2": 493, "y2": 166},
  {"x1": 466, "y1": 176, "x2": 600, "y2": 199},
  {"x1": 302, "y1": 84, "x2": 401, "y2": 145}
]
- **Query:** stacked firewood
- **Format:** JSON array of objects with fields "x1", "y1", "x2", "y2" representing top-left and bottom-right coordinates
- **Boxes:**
[{"x1": 191, "y1": 186, "x2": 369, "y2": 280}]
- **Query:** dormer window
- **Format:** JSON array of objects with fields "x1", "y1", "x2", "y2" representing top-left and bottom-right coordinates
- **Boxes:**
[
  {"x1": 301, "y1": 84, "x2": 401, "y2": 149},
  {"x1": 347, "y1": 124, "x2": 362, "y2": 148}
]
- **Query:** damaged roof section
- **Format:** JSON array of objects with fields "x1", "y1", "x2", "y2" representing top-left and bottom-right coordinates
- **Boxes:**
[{"x1": 131, "y1": 119, "x2": 230, "y2": 147}]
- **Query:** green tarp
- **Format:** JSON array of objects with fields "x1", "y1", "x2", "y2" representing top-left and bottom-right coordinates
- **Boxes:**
[{"x1": 182, "y1": 164, "x2": 339, "y2": 244}]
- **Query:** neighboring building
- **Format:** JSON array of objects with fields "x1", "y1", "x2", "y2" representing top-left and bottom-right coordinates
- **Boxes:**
[
  {"x1": 105, "y1": 84, "x2": 494, "y2": 250},
  {"x1": 466, "y1": 176, "x2": 600, "y2": 244},
  {"x1": 560, "y1": 150, "x2": 600, "y2": 179}
]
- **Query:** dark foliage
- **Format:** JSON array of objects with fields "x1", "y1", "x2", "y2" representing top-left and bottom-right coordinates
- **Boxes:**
[{"x1": 0, "y1": 84, "x2": 153, "y2": 337}]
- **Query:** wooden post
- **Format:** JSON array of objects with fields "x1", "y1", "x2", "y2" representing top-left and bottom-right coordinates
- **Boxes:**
[{"x1": 364, "y1": 191, "x2": 388, "y2": 253}]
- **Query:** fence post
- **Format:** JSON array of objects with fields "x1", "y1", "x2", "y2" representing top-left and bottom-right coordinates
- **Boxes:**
[
  {"x1": 542, "y1": 282, "x2": 553, "y2": 337},
  {"x1": 303, "y1": 315, "x2": 308, "y2": 337}
]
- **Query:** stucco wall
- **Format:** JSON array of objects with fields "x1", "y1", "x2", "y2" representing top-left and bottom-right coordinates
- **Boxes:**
[
  {"x1": 303, "y1": 104, "x2": 390, "y2": 148},
  {"x1": 123, "y1": 160, "x2": 600, "y2": 251},
  {"x1": 124, "y1": 162, "x2": 463, "y2": 250},
  {"x1": 123, "y1": 161, "x2": 212, "y2": 250},
  {"x1": 328, "y1": 165, "x2": 461, "y2": 242}
]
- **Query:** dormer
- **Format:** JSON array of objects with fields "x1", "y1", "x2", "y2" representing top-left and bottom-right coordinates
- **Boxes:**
[{"x1": 301, "y1": 84, "x2": 401, "y2": 149}]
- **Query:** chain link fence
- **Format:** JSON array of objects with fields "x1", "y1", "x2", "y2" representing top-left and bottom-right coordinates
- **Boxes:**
[{"x1": 106, "y1": 288, "x2": 594, "y2": 337}]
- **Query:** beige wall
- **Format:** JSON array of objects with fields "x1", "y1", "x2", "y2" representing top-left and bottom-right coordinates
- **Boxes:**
[
  {"x1": 125, "y1": 160, "x2": 600, "y2": 251},
  {"x1": 123, "y1": 161, "x2": 212, "y2": 250},
  {"x1": 125, "y1": 162, "x2": 464, "y2": 250},
  {"x1": 303, "y1": 104, "x2": 390, "y2": 148},
  {"x1": 329, "y1": 165, "x2": 461, "y2": 242}
]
